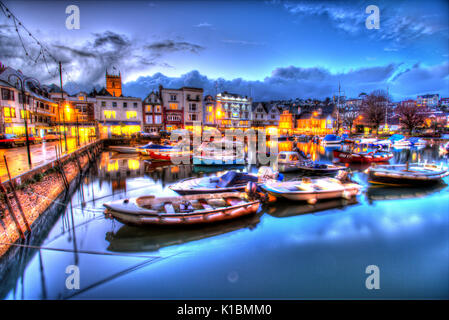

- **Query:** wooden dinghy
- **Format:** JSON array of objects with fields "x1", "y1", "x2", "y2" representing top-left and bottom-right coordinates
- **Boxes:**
[
  {"x1": 261, "y1": 173, "x2": 361, "y2": 204},
  {"x1": 103, "y1": 192, "x2": 260, "y2": 226},
  {"x1": 367, "y1": 163, "x2": 449, "y2": 186}
]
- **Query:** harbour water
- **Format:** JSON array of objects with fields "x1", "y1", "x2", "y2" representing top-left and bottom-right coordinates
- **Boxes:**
[{"x1": 1, "y1": 142, "x2": 448, "y2": 299}]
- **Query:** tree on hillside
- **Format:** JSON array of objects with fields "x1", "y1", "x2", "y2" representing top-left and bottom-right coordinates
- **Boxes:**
[
  {"x1": 395, "y1": 103, "x2": 427, "y2": 134},
  {"x1": 361, "y1": 90, "x2": 390, "y2": 136}
]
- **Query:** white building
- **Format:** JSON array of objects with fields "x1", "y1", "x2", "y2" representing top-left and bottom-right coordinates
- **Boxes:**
[{"x1": 95, "y1": 93, "x2": 142, "y2": 137}]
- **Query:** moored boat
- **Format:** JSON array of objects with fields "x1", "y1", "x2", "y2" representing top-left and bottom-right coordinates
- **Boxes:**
[
  {"x1": 103, "y1": 192, "x2": 260, "y2": 226},
  {"x1": 170, "y1": 168, "x2": 279, "y2": 194},
  {"x1": 261, "y1": 172, "x2": 361, "y2": 204},
  {"x1": 107, "y1": 146, "x2": 139, "y2": 154},
  {"x1": 367, "y1": 163, "x2": 449, "y2": 186},
  {"x1": 333, "y1": 149, "x2": 393, "y2": 163},
  {"x1": 408, "y1": 137, "x2": 427, "y2": 147},
  {"x1": 321, "y1": 134, "x2": 342, "y2": 145},
  {"x1": 277, "y1": 151, "x2": 345, "y2": 174}
]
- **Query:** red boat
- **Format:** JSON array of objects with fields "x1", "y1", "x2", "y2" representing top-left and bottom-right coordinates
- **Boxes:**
[
  {"x1": 147, "y1": 149, "x2": 192, "y2": 162},
  {"x1": 333, "y1": 149, "x2": 394, "y2": 163}
]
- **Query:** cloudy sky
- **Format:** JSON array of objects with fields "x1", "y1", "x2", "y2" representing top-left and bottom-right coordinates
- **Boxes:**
[{"x1": 0, "y1": 0, "x2": 448, "y2": 101}]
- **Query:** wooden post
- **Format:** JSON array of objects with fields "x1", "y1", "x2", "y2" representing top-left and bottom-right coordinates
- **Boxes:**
[
  {"x1": 3, "y1": 155, "x2": 31, "y2": 233},
  {"x1": 0, "y1": 178, "x2": 25, "y2": 239}
]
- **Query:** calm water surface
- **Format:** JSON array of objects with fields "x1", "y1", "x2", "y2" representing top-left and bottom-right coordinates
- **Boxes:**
[{"x1": 1, "y1": 141, "x2": 449, "y2": 299}]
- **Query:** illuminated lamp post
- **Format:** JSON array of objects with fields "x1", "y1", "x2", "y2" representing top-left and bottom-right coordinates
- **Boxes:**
[{"x1": 8, "y1": 73, "x2": 40, "y2": 169}]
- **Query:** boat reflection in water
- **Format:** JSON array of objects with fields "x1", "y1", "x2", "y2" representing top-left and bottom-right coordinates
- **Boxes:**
[
  {"x1": 266, "y1": 197, "x2": 359, "y2": 218},
  {"x1": 366, "y1": 182, "x2": 447, "y2": 202},
  {"x1": 105, "y1": 213, "x2": 260, "y2": 252}
]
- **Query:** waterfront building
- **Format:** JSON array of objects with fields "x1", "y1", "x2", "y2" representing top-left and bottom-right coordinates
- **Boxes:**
[
  {"x1": 93, "y1": 72, "x2": 142, "y2": 138},
  {"x1": 49, "y1": 90, "x2": 97, "y2": 140},
  {"x1": 279, "y1": 109, "x2": 293, "y2": 135},
  {"x1": 142, "y1": 91, "x2": 163, "y2": 133},
  {"x1": 251, "y1": 102, "x2": 268, "y2": 130},
  {"x1": 215, "y1": 91, "x2": 252, "y2": 131},
  {"x1": 0, "y1": 66, "x2": 58, "y2": 136},
  {"x1": 417, "y1": 94, "x2": 439, "y2": 110},
  {"x1": 296, "y1": 108, "x2": 334, "y2": 135},
  {"x1": 159, "y1": 86, "x2": 203, "y2": 132},
  {"x1": 203, "y1": 94, "x2": 217, "y2": 130}
]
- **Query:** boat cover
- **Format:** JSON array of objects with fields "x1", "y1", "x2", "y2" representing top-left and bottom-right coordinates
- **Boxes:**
[
  {"x1": 323, "y1": 134, "x2": 341, "y2": 141},
  {"x1": 217, "y1": 171, "x2": 258, "y2": 188},
  {"x1": 389, "y1": 134, "x2": 404, "y2": 141}
]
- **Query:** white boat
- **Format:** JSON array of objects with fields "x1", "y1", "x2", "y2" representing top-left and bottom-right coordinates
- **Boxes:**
[
  {"x1": 439, "y1": 142, "x2": 449, "y2": 154},
  {"x1": 261, "y1": 173, "x2": 361, "y2": 204},
  {"x1": 193, "y1": 141, "x2": 246, "y2": 166},
  {"x1": 108, "y1": 146, "x2": 139, "y2": 154},
  {"x1": 320, "y1": 134, "x2": 343, "y2": 145},
  {"x1": 367, "y1": 163, "x2": 449, "y2": 186},
  {"x1": 277, "y1": 151, "x2": 344, "y2": 174}
]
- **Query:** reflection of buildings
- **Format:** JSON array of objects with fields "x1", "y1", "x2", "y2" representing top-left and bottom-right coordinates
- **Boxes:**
[
  {"x1": 144, "y1": 163, "x2": 193, "y2": 187},
  {"x1": 99, "y1": 153, "x2": 146, "y2": 191}
]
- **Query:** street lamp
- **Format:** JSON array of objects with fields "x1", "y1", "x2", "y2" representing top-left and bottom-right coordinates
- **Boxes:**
[{"x1": 8, "y1": 73, "x2": 40, "y2": 169}]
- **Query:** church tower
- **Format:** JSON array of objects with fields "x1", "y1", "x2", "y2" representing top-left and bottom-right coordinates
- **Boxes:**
[{"x1": 105, "y1": 69, "x2": 122, "y2": 97}]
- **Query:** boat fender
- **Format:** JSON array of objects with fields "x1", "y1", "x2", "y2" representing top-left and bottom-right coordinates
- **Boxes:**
[
  {"x1": 277, "y1": 173, "x2": 284, "y2": 181},
  {"x1": 307, "y1": 198, "x2": 317, "y2": 205}
]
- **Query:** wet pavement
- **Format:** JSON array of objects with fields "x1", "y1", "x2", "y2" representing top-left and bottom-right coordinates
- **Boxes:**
[
  {"x1": 0, "y1": 137, "x2": 96, "y2": 181},
  {"x1": 0, "y1": 141, "x2": 448, "y2": 299}
]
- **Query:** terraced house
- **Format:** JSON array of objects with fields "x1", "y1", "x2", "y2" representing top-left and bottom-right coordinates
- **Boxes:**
[
  {"x1": 0, "y1": 66, "x2": 57, "y2": 137},
  {"x1": 159, "y1": 86, "x2": 204, "y2": 131},
  {"x1": 142, "y1": 91, "x2": 163, "y2": 133}
]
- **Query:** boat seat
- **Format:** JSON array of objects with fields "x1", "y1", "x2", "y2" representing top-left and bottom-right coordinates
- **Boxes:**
[{"x1": 206, "y1": 198, "x2": 228, "y2": 208}]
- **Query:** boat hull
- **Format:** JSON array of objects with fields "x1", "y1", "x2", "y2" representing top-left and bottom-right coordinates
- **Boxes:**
[
  {"x1": 368, "y1": 164, "x2": 449, "y2": 186},
  {"x1": 333, "y1": 150, "x2": 393, "y2": 163},
  {"x1": 103, "y1": 192, "x2": 260, "y2": 226}
]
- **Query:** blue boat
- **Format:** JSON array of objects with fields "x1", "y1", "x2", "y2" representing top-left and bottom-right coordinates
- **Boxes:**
[{"x1": 321, "y1": 134, "x2": 342, "y2": 145}]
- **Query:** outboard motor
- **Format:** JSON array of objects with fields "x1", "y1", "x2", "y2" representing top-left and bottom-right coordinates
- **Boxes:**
[{"x1": 245, "y1": 181, "x2": 258, "y2": 199}]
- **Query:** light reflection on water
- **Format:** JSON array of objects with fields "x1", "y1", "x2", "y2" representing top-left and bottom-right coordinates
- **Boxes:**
[{"x1": 1, "y1": 142, "x2": 449, "y2": 299}]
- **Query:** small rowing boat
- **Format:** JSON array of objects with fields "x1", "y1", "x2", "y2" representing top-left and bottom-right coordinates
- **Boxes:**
[
  {"x1": 103, "y1": 192, "x2": 260, "y2": 226},
  {"x1": 367, "y1": 163, "x2": 449, "y2": 186},
  {"x1": 261, "y1": 172, "x2": 361, "y2": 204}
]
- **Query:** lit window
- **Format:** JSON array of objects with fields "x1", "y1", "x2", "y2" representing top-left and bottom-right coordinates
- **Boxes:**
[
  {"x1": 169, "y1": 103, "x2": 178, "y2": 110},
  {"x1": 104, "y1": 110, "x2": 116, "y2": 119},
  {"x1": 126, "y1": 111, "x2": 137, "y2": 119}
]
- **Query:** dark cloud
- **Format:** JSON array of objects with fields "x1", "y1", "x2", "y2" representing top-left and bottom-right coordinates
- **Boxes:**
[
  {"x1": 145, "y1": 40, "x2": 204, "y2": 56},
  {"x1": 0, "y1": 27, "x2": 205, "y2": 88}
]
